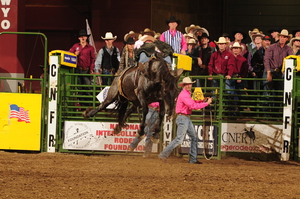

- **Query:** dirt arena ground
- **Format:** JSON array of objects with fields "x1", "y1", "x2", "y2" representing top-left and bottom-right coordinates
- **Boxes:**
[{"x1": 1, "y1": 151, "x2": 300, "y2": 199}]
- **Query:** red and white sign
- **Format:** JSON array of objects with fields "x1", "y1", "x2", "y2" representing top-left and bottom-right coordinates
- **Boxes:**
[{"x1": 63, "y1": 121, "x2": 158, "y2": 152}]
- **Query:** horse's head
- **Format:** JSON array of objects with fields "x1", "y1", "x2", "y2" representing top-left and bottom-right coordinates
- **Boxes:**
[{"x1": 162, "y1": 69, "x2": 183, "y2": 117}]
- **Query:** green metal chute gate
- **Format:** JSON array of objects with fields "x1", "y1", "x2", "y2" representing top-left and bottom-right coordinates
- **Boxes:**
[{"x1": 55, "y1": 69, "x2": 300, "y2": 160}]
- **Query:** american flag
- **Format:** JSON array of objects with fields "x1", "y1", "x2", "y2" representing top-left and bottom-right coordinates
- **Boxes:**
[{"x1": 9, "y1": 104, "x2": 31, "y2": 123}]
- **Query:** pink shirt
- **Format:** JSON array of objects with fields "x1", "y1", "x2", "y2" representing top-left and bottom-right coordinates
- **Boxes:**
[
  {"x1": 176, "y1": 89, "x2": 209, "y2": 115},
  {"x1": 149, "y1": 102, "x2": 159, "y2": 108}
]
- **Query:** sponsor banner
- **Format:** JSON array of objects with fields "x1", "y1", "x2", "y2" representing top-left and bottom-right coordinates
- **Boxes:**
[
  {"x1": 0, "y1": 93, "x2": 42, "y2": 150},
  {"x1": 221, "y1": 123, "x2": 282, "y2": 153},
  {"x1": 63, "y1": 121, "x2": 158, "y2": 152},
  {"x1": 180, "y1": 125, "x2": 218, "y2": 155}
]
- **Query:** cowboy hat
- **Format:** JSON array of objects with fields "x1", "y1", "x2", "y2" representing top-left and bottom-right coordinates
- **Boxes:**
[
  {"x1": 199, "y1": 33, "x2": 210, "y2": 40},
  {"x1": 179, "y1": 77, "x2": 196, "y2": 87},
  {"x1": 185, "y1": 24, "x2": 201, "y2": 34},
  {"x1": 193, "y1": 27, "x2": 210, "y2": 36},
  {"x1": 251, "y1": 32, "x2": 265, "y2": 41},
  {"x1": 248, "y1": 28, "x2": 264, "y2": 39},
  {"x1": 279, "y1": 29, "x2": 292, "y2": 40},
  {"x1": 187, "y1": 38, "x2": 197, "y2": 45},
  {"x1": 77, "y1": 29, "x2": 90, "y2": 37},
  {"x1": 288, "y1": 36, "x2": 300, "y2": 47},
  {"x1": 101, "y1": 32, "x2": 117, "y2": 40},
  {"x1": 124, "y1": 37, "x2": 135, "y2": 45},
  {"x1": 139, "y1": 35, "x2": 156, "y2": 43},
  {"x1": 124, "y1": 31, "x2": 139, "y2": 42},
  {"x1": 214, "y1": 37, "x2": 229, "y2": 44},
  {"x1": 166, "y1": 16, "x2": 181, "y2": 26},
  {"x1": 141, "y1": 28, "x2": 156, "y2": 37},
  {"x1": 184, "y1": 33, "x2": 195, "y2": 39},
  {"x1": 230, "y1": 42, "x2": 244, "y2": 51}
]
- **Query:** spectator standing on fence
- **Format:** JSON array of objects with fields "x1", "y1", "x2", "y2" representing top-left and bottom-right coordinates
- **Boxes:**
[
  {"x1": 128, "y1": 102, "x2": 159, "y2": 158},
  {"x1": 94, "y1": 32, "x2": 120, "y2": 85},
  {"x1": 158, "y1": 77, "x2": 212, "y2": 164},
  {"x1": 160, "y1": 16, "x2": 187, "y2": 54}
]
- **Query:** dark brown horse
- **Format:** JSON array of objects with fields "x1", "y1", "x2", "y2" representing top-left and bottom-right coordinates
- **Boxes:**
[{"x1": 82, "y1": 57, "x2": 183, "y2": 142}]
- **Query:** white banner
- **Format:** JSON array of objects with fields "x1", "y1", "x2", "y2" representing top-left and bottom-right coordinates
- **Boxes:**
[
  {"x1": 63, "y1": 121, "x2": 158, "y2": 152},
  {"x1": 221, "y1": 123, "x2": 282, "y2": 153}
]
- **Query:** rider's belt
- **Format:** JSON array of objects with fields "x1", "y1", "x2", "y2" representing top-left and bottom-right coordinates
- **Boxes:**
[
  {"x1": 178, "y1": 113, "x2": 190, "y2": 117},
  {"x1": 148, "y1": 106, "x2": 158, "y2": 111}
]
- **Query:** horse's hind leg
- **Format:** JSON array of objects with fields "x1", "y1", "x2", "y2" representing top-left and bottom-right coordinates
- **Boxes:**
[{"x1": 83, "y1": 77, "x2": 119, "y2": 118}]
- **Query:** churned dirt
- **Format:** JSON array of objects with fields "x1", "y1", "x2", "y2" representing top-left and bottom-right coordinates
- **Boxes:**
[{"x1": 1, "y1": 151, "x2": 300, "y2": 199}]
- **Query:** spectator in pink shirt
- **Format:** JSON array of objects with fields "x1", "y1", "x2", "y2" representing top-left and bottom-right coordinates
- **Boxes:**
[
  {"x1": 158, "y1": 77, "x2": 212, "y2": 164},
  {"x1": 160, "y1": 16, "x2": 187, "y2": 54}
]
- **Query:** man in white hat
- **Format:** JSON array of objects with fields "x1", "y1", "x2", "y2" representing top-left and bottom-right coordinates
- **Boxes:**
[
  {"x1": 158, "y1": 77, "x2": 212, "y2": 164},
  {"x1": 94, "y1": 32, "x2": 120, "y2": 85},
  {"x1": 208, "y1": 37, "x2": 235, "y2": 89},
  {"x1": 227, "y1": 42, "x2": 249, "y2": 114},
  {"x1": 264, "y1": 29, "x2": 293, "y2": 90}
]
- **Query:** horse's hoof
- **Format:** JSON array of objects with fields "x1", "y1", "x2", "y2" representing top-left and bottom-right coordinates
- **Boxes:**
[
  {"x1": 82, "y1": 111, "x2": 89, "y2": 119},
  {"x1": 151, "y1": 137, "x2": 160, "y2": 144},
  {"x1": 136, "y1": 133, "x2": 145, "y2": 139}
]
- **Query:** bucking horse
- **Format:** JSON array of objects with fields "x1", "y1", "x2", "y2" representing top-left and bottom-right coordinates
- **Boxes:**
[{"x1": 82, "y1": 55, "x2": 183, "y2": 142}]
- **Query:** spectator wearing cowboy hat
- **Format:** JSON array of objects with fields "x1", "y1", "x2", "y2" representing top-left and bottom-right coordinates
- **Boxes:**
[
  {"x1": 69, "y1": 29, "x2": 96, "y2": 83},
  {"x1": 288, "y1": 36, "x2": 300, "y2": 55},
  {"x1": 268, "y1": 28, "x2": 280, "y2": 43},
  {"x1": 141, "y1": 28, "x2": 156, "y2": 37},
  {"x1": 227, "y1": 42, "x2": 249, "y2": 114},
  {"x1": 191, "y1": 33, "x2": 216, "y2": 87},
  {"x1": 94, "y1": 32, "x2": 120, "y2": 85},
  {"x1": 116, "y1": 37, "x2": 136, "y2": 75},
  {"x1": 158, "y1": 77, "x2": 212, "y2": 164},
  {"x1": 160, "y1": 16, "x2": 187, "y2": 54},
  {"x1": 208, "y1": 37, "x2": 235, "y2": 90},
  {"x1": 263, "y1": 29, "x2": 293, "y2": 112},
  {"x1": 69, "y1": 29, "x2": 96, "y2": 106},
  {"x1": 228, "y1": 30, "x2": 247, "y2": 57},
  {"x1": 247, "y1": 32, "x2": 265, "y2": 78},
  {"x1": 186, "y1": 38, "x2": 197, "y2": 56}
]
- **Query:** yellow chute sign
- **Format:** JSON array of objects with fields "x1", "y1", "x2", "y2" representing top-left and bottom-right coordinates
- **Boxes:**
[
  {"x1": 192, "y1": 87, "x2": 204, "y2": 101},
  {"x1": 0, "y1": 93, "x2": 42, "y2": 151}
]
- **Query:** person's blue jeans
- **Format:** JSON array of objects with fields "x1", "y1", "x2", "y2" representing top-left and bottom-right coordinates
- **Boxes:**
[
  {"x1": 102, "y1": 69, "x2": 114, "y2": 86},
  {"x1": 130, "y1": 108, "x2": 158, "y2": 156},
  {"x1": 158, "y1": 115, "x2": 198, "y2": 163}
]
